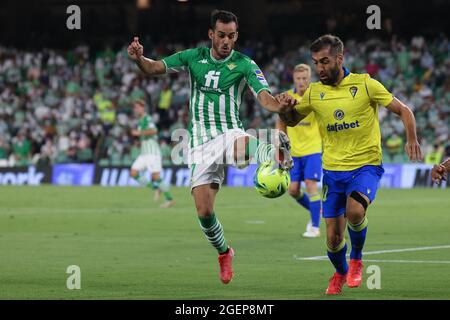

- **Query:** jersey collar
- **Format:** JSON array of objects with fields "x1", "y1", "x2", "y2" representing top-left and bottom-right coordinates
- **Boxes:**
[
  {"x1": 209, "y1": 49, "x2": 234, "y2": 63},
  {"x1": 343, "y1": 66, "x2": 350, "y2": 78}
]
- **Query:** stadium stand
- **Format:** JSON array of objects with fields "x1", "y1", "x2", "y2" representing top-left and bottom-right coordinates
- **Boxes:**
[{"x1": 0, "y1": 35, "x2": 448, "y2": 167}]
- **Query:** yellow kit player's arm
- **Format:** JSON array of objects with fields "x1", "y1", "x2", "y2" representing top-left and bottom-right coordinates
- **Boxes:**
[
  {"x1": 366, "y1": 76, "x2": 423, "y2": 162},
  {"x1": 385, "y1": 98, "x2": 422, "y2": 161}
]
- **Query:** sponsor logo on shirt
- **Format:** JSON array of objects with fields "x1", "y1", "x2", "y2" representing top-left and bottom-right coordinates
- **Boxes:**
[
  {"x1": 334, "y1": 109, "x2": 345, "y2": 120},
  {"x1": 327, "y1": 120, "x2": 360, "y2": 132},
  {"x1": 254, "y1": 69, "x2": 268, "y2": 85}
]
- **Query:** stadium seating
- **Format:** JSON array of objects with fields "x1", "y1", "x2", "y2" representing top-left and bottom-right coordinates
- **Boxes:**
[{"x1": 0, "y1": 35, "x2": 448, "y2": 167}]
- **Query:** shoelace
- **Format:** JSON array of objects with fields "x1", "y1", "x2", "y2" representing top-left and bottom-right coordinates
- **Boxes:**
[
  {"x1": 330, "y1": 275, "x2": 344, "y2": 290},
  {"x1": 350, "y1": 262, "x2": 363, "y2": 275}
]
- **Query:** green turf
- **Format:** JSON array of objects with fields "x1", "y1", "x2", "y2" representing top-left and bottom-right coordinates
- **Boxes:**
[{"x1": 0, "y1": 186, "x2": 449, "y2": 299}]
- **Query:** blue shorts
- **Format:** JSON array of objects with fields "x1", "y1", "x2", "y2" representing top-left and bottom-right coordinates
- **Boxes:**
[
  {"x1": 322, "y1": 165, "x2": 384, "y2": 218},
  {"x1": 290, "y1": 153, "x2": 322, "y2": 182}
]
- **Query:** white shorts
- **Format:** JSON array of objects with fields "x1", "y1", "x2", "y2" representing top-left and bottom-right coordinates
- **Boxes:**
[
  {"x1": 131, "y1": 154, "x2": 162, "y2": 173},
  {"x1": 188, "y1": 129, "x2": 252, "y2": 190}
]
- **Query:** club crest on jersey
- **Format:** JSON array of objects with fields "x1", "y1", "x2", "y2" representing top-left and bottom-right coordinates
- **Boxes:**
[
  {"x1": 333, "y1": 109, "x2": 345, "y2": 120},
  {"x1": 349, "y1": 86, "x2": 358, "y2": 98},
  {"x1": 254, "y1": 69, "x2": 268, "y2": 85},
  {"x1": 227, "y1": 63, "x2": 237, "y2": 70},
  {"x1": 320, "y1": 92, "x2": 325, "y2": 100}
]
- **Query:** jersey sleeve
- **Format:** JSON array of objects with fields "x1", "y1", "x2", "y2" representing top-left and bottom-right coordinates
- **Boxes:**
[
  {"x1": 365, "y1": 75, "x2": 394, "y2": 107},
  {"x1": 294, "y1": 86, "x2": 313, "y2": 117},
  {"x1": 244, "y1": 59, "x2": 271, "y2": 98},
  {"x1": 162, "y1": 48, "x2": 198, "y2": 74}
]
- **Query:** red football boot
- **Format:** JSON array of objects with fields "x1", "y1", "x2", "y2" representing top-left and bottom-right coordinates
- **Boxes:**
[
  {"x1": 347, "y1": 259, "x2": 364, "y2": 288},
  {"x1": 325, "y1": 272, "x2": 347, "y2": 295},
  {"x1": 218, "y1": 247, "x2": 235, "y2": 284}
]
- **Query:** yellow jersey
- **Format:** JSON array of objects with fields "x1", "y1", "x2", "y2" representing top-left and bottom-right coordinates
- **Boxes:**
[
  {"x1": 295, "y1": 69, "x2": 394, "y2": 171},
  {"x1": 286, "y1": 89, "x2": 322, "y2": 157}
]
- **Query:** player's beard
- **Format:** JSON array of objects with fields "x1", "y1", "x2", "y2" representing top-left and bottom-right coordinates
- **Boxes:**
[
  {"x1": 213, "y1": 41, "x2": 233, "y2": 59},
  {"x1": 320, "y1": 64, "x2": 340, "y2": 85}
]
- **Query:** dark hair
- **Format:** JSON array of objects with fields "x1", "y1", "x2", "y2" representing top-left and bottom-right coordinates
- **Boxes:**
[
  {"x1": 210, "y1": 9, "x2": 238, "y2": 30},
  {"x1": 310, "y1": 34, "x2": 344, "y2": 55}
]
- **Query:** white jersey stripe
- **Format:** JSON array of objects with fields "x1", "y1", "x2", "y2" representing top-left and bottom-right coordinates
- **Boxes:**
[
  {"x1": 208, "y1": 100, "x2": 218, "y2": 138},
  {"x1": 191, "y1": 81, "x2": 198, "y2": 147},
  {"x1": 197, "y1": 92, "x2": 207, "y2": 144},
  {"x1": 219, "y1": 94, "x2": 226, "y2": 131},
  {"x1": 236, "y1": 77, "x2": 246, "y2": 109},
  {"x1": 229, "y1": 85, "x2": 238, "y2": 128}
]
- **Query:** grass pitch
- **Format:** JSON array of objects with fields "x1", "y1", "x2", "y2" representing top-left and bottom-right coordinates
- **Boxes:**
[{"x1": 0, "y1": 186, "x2": 449, "y2": 299}]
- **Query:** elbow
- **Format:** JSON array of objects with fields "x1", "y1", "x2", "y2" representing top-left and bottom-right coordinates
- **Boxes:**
[{"x1": 286, "y1": 119, "x2": 300, "y2": 127}]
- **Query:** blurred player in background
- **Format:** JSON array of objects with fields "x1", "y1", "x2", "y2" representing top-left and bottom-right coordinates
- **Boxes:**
[
  {"x1": 431, "y1": 158, "x2": 450, "y2": 184},
  {"x1": 277, "y1": 64, "x2": 322, "y2": 238},
  {"x1": 279, "y1": 34, "x2": 423, "y2": 295},
  {"x1": 127, "y1": 10, "x2": 295, "y2": 284},
  {"x1": 130, "y1": 99, "x2": 175, "y2": 208}
]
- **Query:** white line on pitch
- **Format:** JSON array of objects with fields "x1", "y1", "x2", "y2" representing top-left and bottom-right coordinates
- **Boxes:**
[
  {"x1": 362, "y1": 259, "x2": 450, "y2": 264},
  {"x1": 294, "y1": 244, "x2": 450, "y2": 261}
]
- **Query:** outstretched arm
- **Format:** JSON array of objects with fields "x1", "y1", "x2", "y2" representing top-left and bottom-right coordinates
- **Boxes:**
[
  {"x1": 256, "y1": 90, "x2": 304, "y2": 127},
  {"x1": 256, "y1": 90, "x2": 292, "y2": 113},
  {"x1": 386, "y1": 97, "x2": 423, "y2": 162},
  {"x1": 127, "y1": 37, "x2": 166, "y2": 76},
  {"x1": 131, "y1": 129, "x2": 158, "y2": 137}
]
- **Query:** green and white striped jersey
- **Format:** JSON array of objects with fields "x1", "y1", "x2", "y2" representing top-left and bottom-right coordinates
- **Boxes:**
[
  {"x1": 162, "y1": 47, "x2": 271, "y2": 148},
  {"x1": 138, "y1": 114, "x2": 160, "y2": 156}
]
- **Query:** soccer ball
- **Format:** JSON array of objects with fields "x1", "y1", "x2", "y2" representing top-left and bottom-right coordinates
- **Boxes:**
[{"x1": 253, "y1": 161, "x2": 290, "y2": 198}]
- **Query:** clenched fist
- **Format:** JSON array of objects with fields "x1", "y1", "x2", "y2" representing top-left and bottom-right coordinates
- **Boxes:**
[
  {"x1": 128, "y1": 37, "x2": 144, "y2": 61},
  {"x1": 276, "y1": 92, "x2": 298, "y2": 114}
]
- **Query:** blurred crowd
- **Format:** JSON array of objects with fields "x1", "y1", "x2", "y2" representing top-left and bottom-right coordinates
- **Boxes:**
[{"x1": 0, "y1": 34, "x2": 449, "y2": 167}]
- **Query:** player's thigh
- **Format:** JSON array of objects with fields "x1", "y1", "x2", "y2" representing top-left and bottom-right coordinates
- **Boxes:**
[
  {"x1": 131, "y1": 155, "x2": 147, "y2": 173},
  {"x1": 325, "y1": 216, "x2": 347, "y2": 247},
  {"x1": 345, "y1": 165, "x2": 384, "y2": 221},
  {"x1": 233, "y1": 135, "x2": 250, "y2": 163},
  {"x1": 303, "y1": 153, "x2": 322, "y2": 183},
  {"x1": 189, "y1": 138, "x2": 225, "y2": 186},
  {"x1": 321, "y1": 171, "x2": 347, "y2": 219},
  {"x1": 346, "y1": 192, "x2": 369, "y2": 224},
  {"x1": 227, "y1": 129, "x2": 252, "y2": 166},
  {"x1": 147, "y1": 155, "x2": 162, "y2": 174},
  {"x1": 289, "y1": 157, "x2": 303, "y2": 185}
]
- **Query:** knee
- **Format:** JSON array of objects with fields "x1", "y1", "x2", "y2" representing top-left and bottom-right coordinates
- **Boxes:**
[
  {"x1": 288, "y1": 188, "x2": 300, "y2": 198},
  {"x1": 130, "y1": 169, "x2": 138, "y2": 178},
  {"x1": 327, "y1": 233, "x2": 345, "y2": 251},
  {"x1": 305, "y1": 180, "x2": 318, "y2": 195},
  {"x1": 347, "y1": 210, "x2": 366, "y2": 226},
  {"x1": 346, "y1": 203, "x2": 366, "y2": 225}
]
